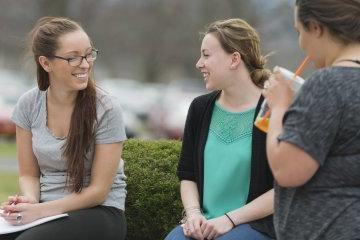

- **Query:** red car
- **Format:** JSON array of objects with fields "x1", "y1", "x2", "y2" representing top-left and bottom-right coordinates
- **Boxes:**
[{"x1": 0, "y1": 97, "x2": 16, "y2": 137}]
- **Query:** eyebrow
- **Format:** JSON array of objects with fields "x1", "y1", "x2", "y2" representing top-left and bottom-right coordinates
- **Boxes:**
[{"x1": 63, "y1": 47, "x2": 92, "y2": 55}]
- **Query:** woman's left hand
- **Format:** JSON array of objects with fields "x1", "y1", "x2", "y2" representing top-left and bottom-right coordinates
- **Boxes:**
[
  {"x1": 263, "y1": 67, "x2": 295, "y2": 112},
  {"x1": 0, "y1": 203, "x2": 42, "y2": 225},
  {"x1": 200, "y1": 215, "x2": 233, "y2": 240}
]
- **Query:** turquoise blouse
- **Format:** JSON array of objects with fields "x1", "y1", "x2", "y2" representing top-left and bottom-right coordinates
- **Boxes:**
[{"x1": 203, "y1": 101, "x2": 255, "y2": 219}]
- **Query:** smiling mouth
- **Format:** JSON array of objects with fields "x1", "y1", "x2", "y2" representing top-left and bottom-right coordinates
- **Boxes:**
[
  {"x1": 73, "y1": 73, "x2": 88, "y2": 79},
  {"x1": 202, "y1": 72, "x2": 209, "y2": 80}
]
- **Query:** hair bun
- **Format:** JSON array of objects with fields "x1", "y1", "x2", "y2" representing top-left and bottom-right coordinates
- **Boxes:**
[{"x1": 250, "y1": 68, "x2": 271, "y2": 87}]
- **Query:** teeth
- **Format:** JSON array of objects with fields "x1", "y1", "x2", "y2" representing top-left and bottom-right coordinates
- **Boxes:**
[
  {"x1": 203, "y1": 73, "x2": 209, "y2": 79},
  {"x1": 74, "y1": 73, "x2": 87, "y2": 78}
]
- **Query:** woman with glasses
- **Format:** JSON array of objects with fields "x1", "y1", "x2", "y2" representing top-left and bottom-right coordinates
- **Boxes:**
[
  {"x1": 0, "y1": 17, "x2": 127, "y2": 240},
  {"x1": 264, "y1": 0, "x2": 360, "y2": 239}
]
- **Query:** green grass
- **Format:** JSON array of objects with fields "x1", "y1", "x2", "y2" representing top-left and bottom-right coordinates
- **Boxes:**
[
  {"x1": 0, "y1": 171, "x2": 19, "y2": 202},
  {"x1": 0, "y1": 139, "x2": 16, "y2": 157}
]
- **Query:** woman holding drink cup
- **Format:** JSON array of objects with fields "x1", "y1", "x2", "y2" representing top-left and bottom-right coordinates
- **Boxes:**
[{"x1": 263, "y1": 0, "x2": 360, "y2": 239}]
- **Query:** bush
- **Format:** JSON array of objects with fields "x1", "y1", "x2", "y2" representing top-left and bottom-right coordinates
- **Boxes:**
[{"x1": 123, "y1": 139, "x2": 183, "y2": 240}]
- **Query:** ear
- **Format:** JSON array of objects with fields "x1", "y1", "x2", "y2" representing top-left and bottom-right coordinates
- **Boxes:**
[
  {"x1": 309, "y1": 21, "x2": 324, "y2": 38},
  {"x1": 38, "y1": 56, "x2": 52, "y2": 72},
  {"x1": 230, "y1": 52, "x2": 241, "y2": 70}
]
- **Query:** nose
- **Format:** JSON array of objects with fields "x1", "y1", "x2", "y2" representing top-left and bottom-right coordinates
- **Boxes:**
[
  {"x1": 79, "y1": 57, "x2": 90, "y2": 68},
  {"x1": 196, "y1": 58, "x2": 203, "y2": 69}
]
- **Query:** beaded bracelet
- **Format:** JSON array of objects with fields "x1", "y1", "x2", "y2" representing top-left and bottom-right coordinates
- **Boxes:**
[
  {"x1": 180, "y1": 206, "x2": 202, "y2": 224},
  {"x1": 224, "y1": 213, "x2": 236, "y2": 228}
]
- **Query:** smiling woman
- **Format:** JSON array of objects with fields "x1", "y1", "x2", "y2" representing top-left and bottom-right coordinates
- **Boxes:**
[
  {"x1": 0, "y1": 17, "x2": 127, "y2": 240},
  {"x1": 165, "y1": 18, "x2": 275, "y2": 240}
]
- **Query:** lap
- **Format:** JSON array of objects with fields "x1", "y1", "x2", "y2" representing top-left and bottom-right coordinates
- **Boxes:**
[
  {"x1": 164, "y1": 224, "x2": 272, "y2": 240},
  {"x1": 217, "y1": 224, "x2": 272, "y2": 240},
  {"x1": 164, "y1": 225, "x2": 191, "y2": 240},
  {"x1": 0, "y1": 206, "x2": 126, "y2": 240}
]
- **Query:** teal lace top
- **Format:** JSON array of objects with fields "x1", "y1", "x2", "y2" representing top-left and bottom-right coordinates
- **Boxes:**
[{"x1": 203, "y1": 101, "x2": 255, "y2": 219}]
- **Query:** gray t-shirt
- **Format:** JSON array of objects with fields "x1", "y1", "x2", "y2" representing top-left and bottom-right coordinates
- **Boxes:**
[
  {"x1": 275, "y1": 67, "x2": 360, "y2": 239},
  {"x1": 11, "y1": 87, "x2": 127, "y2": 210}
]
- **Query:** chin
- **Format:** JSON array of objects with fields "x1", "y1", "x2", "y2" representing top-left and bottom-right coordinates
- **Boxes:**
[
  {"x1": 76, "y1": 81, "x2": 89, "y2": 91},
  {"x1": 205, "y1": 85, "x2": 215, "y2": 91},
  {"x1": 313, "y1": 61, "x2": 326, "y2": 69},
  {"x1": 204, "y1": 81, "x2": 214, "y2": 91}
]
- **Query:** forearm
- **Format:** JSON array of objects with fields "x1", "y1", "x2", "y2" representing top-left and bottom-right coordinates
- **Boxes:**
[
  {"x1": 181, "y1": 180, "x2": 203, "y2": 217},
  {"x1": 267, "y1": 107, "x2": 320, "y2": 186},
  {"x1": 181, "y1": 180, "x2": 201, "y2": 209},
  {"x1": 19, "y1": 176, "x2": 40, "y2": 203},
  {"x1": 266, "y1": 107, "x2": 287, "y2": 173},
  {"x1": 227, "y1": 189, "x2": 274, "y2": 225},
  {"x1": 38, "y1": 184, "x2": 108, "y2": 218}
]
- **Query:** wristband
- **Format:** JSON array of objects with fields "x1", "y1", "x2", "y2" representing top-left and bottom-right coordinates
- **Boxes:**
[{"x1": 224, "y1": 213, "x2": 236, "y2": 228}]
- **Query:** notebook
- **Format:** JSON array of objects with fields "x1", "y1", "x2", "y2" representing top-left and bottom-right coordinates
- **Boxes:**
[{"x1": 0, "y1": 210, "x2": 68, "y2": 235}]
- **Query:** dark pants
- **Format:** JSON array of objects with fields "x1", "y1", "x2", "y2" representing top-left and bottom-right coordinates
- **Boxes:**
[{"x1": 0, "y1": 205, "x2": 126, "y2": 240}]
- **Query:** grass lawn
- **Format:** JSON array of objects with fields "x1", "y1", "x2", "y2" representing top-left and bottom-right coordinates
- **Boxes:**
[
  {"x1": 0, "y1": 140, "x2": 18, "y2": 202},
  {"x1": 0, "y1": 139, "x2": 16, "y2": 157},
  {"x1": 0, "y1": 171, "x2": 19, "y2": 202}
]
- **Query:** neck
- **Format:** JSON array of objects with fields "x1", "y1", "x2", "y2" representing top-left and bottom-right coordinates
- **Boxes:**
[
  {"x1": 327, "y1": 43, "x2": 360, "y2": 67},
  {"x1": 47, "y1": 86, "x2": 78, "y2": 106},
  {"x1": 219, "y1": 75, "x2": 261, "y2": 112}
]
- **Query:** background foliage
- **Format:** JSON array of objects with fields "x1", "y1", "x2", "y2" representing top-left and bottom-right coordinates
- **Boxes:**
[
  {"x1": 0, "y1": 0, "x2": 309, "y2": 83},
  {"x1": 123, "y1": 139, "x2": 183, "y2": 240}
]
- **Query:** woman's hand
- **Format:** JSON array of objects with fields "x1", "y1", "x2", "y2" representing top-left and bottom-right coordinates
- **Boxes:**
[
  {"x1": 1, "y1": 195, "x2": 38, "y2": 210},
  {"x1": 6, "y1": 195, "x2": 38, "y2": 205},
  {"x1": 183, "y1": 213, "x2": 207, "y2": 240},
  {"x1": 263, "y1": 67, "x2": 295, "y2": 112},
  {"x1": 0, "y1": 202, "x2": 43, "y2": 225},
  {"x1": 200, "y1": 215, "x2": 233, "y2": 240}
]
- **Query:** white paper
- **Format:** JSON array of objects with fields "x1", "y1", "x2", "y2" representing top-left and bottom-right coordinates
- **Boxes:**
[{"x1": 0, "y1": 210, "x2": 68, "y2": 234}]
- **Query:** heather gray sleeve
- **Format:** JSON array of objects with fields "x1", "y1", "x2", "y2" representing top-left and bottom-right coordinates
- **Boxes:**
[
  {"x1": 11, "y1": 88, "x2": 37, "y2": 131},
  {"x1": 95, "y1": 95, "x2": 127, "y2": 144},
  {"x1": 278, "y1": 69, "x2": 341, "y2": 165}
]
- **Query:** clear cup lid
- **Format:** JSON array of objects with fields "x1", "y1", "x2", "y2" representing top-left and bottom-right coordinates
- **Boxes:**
[{"x1": 278, "y1": 67, "x2": 305, "y2": 91}]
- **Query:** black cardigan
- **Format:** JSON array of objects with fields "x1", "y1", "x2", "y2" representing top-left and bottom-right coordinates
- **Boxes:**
[{"x1": 177, "y1": 91, "x2": 275, "y2": 238}]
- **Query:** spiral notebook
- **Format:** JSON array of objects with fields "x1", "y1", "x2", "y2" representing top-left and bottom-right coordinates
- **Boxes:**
[{"x1": 0, "y1": 210, "x2": 68, "y2": 235}]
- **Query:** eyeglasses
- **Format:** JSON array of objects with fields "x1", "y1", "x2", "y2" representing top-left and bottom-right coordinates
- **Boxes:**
[{"x1": 50, "y1": 49, "x2": 99, "y2": 67}]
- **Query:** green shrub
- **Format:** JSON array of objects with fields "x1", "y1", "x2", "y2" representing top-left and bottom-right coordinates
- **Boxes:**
[{"x1": 123, "y1": 139, "x2": 183, "y2": 240}]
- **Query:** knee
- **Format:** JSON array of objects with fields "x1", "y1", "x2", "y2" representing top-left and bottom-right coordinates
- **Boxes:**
[{"x1": 164, "y1": 225, "x2": 188, "y2": 240}]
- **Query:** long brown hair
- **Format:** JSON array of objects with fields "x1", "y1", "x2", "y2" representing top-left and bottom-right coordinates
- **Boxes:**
[
  {"x1": 28, "y1": 17, "x2": 97, "y2": 193},
  {"x1": 296, "y1": 0, "x2": 360, "y2": 44},
  {"x1": 203, "y1": 18, "x2": 271, "y2": 88}
]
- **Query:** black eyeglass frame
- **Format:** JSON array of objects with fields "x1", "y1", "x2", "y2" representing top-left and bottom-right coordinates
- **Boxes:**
[{"x1": 50, "y1": 49, "x2": 99, "y2": 67}]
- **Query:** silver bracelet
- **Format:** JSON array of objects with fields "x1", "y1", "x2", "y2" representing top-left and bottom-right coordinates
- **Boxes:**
[{"x1": 180, "y1": 206, "x2": 202, "y2": 224}]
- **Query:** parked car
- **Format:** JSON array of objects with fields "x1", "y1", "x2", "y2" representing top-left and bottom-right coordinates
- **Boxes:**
[
  {"x1": 97, "y1": 78, "x2": 162, "y2": 138},
  {"x1": 0, "y1": 96, "x2": 16, "y2": 137},
  {"x1": 0, "y1": 70, "x2": 30, "y2": 137},
  {"x1": 147, "y1": 80, "x2": 207, "y2": 139}
]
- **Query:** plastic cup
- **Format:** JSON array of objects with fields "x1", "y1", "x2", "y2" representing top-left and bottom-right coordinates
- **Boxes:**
[{"x1": 254, "y1": 67, "x2": 305, "y2": 133}]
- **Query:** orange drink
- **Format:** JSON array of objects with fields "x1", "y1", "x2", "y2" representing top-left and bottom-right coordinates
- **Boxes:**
[{"x1": 254, "y1": 57, "x2": 310, "y2": 133}]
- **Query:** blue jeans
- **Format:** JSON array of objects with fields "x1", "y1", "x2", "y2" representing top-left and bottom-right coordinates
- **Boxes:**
[{"x1": 164, "y1": 224, "x2": 272, "y2": 240}]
